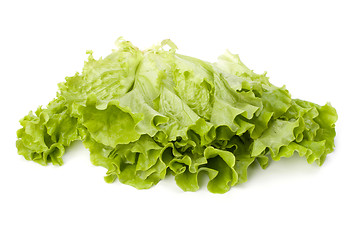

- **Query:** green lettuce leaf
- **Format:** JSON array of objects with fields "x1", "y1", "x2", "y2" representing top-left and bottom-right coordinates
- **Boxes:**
[{"x1": 16, "y1": 38, "x2": 337, "y2": 193}]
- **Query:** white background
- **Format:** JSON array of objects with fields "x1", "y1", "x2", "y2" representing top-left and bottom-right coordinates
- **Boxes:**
[{"x1": 1, "y1": 1, "x2": 359, "y2": 239}]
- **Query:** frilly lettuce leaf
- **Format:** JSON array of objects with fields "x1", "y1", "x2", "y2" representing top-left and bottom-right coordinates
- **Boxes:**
[
  {"x1": 17, "y1": 97, "x2": 79, "y2": 166},
  {"x1": 16, "y1": 38, "x2": 337, "y2": 193}
]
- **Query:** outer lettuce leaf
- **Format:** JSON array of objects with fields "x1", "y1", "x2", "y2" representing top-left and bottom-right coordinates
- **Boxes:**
[
  {"x1": 17, "y1": 97, "x2": 79, "y2": 166},
  {"x1": 251, "y1": 119, "x2": 300, "y2": 158},
  {"x1": 104, "y1": 135, "x2": 167, "y2": 189},
  {"x1": 171, "y1": 146, "x2": 238, "y2": 194},
  {"x1": 79, "y1": 96, "x2": 142, "y2": 148},
  {"x1": 16, "y1": 38, "x2": 338, "y2": 193}
]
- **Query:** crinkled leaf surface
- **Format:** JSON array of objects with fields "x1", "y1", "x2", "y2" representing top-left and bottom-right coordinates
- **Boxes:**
[{"x1": 16, "y1": 38, "x2": 337, "y2": 193}]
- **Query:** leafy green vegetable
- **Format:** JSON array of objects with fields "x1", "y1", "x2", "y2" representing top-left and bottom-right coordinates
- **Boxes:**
[{"x1": 16, "y1": 38, "x2": 337, "y2": 193}]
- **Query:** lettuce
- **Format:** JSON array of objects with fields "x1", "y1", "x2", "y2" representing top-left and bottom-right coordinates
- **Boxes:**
[{"x1": 16, "y1": 38, "x2": 337, "y2": 193}]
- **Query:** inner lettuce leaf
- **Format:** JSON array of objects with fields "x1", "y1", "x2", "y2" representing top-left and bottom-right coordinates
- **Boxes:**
[{"x1": 16, "y1": 38, "x2": 338, "y2": 193}]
